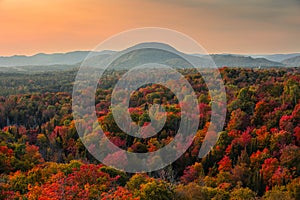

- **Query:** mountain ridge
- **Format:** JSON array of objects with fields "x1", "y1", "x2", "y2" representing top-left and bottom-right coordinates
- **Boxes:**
[
  {"x1": 0, "y1": 43, "x2": 299, "y2": 70},
  {"x1": 281, "y1": 55, "x2": 300, "y2": 67}
]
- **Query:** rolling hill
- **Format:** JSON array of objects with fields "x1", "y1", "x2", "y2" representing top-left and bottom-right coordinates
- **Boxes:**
[
  {"x1": 208, "y1": 54, "x2": 284, "y2": 68},
  {"x1": 250, "y1": 53, "x2": 300, "y2": 62},
  {"x1": 0, "y1": 51, "x2": 114, "y2": 67},
  {"x1": 0, "y1": 43, "x2": 299, "y2": 73},
  {"x1": 281, "y1": 55, "x2": 300, "y2": 67}
]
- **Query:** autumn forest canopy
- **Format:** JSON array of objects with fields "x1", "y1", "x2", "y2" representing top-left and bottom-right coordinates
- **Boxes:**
[{"x1": 0, "y1": 66, "x2": 300, "y2": 199}]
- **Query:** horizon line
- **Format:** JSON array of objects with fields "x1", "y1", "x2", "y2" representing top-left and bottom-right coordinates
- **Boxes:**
[{"x1": 1, "y1": 49, "x2": 300, "y2": 57}]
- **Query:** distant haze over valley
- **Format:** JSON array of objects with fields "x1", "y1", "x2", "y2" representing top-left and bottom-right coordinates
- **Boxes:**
[{"x1": 0, "y1": 43, "x2": 299, "y2": 73}]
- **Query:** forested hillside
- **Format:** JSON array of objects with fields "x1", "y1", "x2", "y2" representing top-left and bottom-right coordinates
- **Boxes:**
[{"x1": 0, "y1": 67, "x2": 300, "y2": 199}]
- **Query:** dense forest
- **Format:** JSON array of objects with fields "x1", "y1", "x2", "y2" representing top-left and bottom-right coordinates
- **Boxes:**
[{"x1": 0, "y1": 67, "x2": 300, "y2": 199}]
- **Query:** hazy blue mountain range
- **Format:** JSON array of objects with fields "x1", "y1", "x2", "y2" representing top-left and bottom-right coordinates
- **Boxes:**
[
  {"x1": 208, "y1": 54, "x2": 284, "y2": 68},
  {"x1": 81, "y1": 43, "x2": 285, "y2": 69},
  {"x1": 250, "y1": 53, "x2": 300, "y2": 62},
  {"x1": 0, "y1": 43, "x2": 299, "y2": 73},
  {"x1": 281, "y1": 56, "x2": 300, "y2": 67},
  {"x1": 0, "y1": 51, "x2": 114, "y2": 67}
]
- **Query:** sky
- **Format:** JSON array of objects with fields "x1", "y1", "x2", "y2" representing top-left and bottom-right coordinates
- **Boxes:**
[{"x1": 0, "y1": 0, "x2": 299, "y2": 56}]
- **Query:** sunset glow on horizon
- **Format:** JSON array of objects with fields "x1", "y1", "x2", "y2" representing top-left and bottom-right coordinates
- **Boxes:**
[{"x1": 0, "y1": 0, "x2": 299, "y2": 56}]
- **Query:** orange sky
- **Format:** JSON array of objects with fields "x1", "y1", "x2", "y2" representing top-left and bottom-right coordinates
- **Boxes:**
[{"x1": 0, "y1": 0, "x2": 299, "y2": 56}]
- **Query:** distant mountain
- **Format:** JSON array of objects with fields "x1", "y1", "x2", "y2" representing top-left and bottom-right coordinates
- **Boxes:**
[
  {"x1": 281, "y1": 55, "x2": 300, "y2": 67},
  {"x1": 0, "y1": 51, "x2": 114, "y2": 67},
  {"x1": 82, "y1": 42, "x2": 207, "y2": 69},
  {"x1": 1, "y1": 43, "x2": 299, "y2": 73},
  {"x1": 207, "y1": 54, "x2": 284, "y2": 68},
  {"x1": 82, "y1": 43, "x2": 284, "y2": 69},
  {"x1": 250, "y1": 53, "x2": 300, "y2": 62}
]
